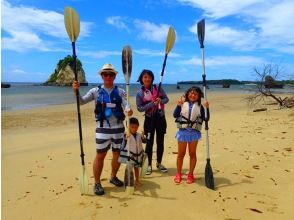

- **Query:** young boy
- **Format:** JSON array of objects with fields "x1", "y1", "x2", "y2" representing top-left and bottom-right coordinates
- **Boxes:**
[{"x1": 119, "y1": 117, "x2": 146, "y2": 186}]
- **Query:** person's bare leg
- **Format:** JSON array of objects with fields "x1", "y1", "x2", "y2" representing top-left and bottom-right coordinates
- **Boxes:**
[
  {"x1": 111, "y1": 151, "x2": 121, "y2": 178},
  {"x1": 188, "y1": 141, "x2": 198, "y2": 174},
  {"x1": 134, "y1": 167, "x2": 142, "y2": 186},
  {"x1": 177, "y1": 142, "x2": 187, "y2": 174},
  {"x1": 93, "y1": 151, "x2": 107, "y2": 183}
]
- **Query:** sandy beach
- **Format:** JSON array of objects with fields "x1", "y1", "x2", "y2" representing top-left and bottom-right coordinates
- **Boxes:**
[{"x1": 2, "y1": 91, "x2": 294, "y2": 220}]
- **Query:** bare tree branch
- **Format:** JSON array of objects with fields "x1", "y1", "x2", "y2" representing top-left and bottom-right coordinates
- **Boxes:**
[{"x1": 246, "y1": 63, "x2": 293, "y2": 108}]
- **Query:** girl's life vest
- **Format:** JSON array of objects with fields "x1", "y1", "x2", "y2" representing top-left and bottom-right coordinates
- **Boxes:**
[
  {"x1": 119, "y1": 133, "x2": 144, "y2": 165},
  {"x1": 142, "y1": 85, "x2": 165, "y2": 114},
  {"x1": 94, "y1": 86, "x2": 125, "y2": 127},
  {"x1": 175, "y1": 102, "x2": 203, "y2": 131}
]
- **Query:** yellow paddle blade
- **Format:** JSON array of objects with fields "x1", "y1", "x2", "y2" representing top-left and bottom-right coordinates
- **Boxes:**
[
  {"x1": 79, "y1": 166, "x2": 89, "y2": 195},
  {"x1": 126, "y1": 186, "x2": 134, "y2": 195},
  {"x1": 165, "y1": 26, "x2": 176, "y2": 54},
  {"x1": 140, "y1": 153, "x2": 148, "y2": 178},
  {"x1": 124, "y1": 163, "x2": 134, "y2": 195},
  {"x1": 64, "y1": 7, "x2": 80, "y2": 42}
]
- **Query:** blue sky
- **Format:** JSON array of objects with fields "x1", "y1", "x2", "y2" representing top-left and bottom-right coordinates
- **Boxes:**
[{"x1": 2, "y1": 0, "x2": 294, "y2": 84}]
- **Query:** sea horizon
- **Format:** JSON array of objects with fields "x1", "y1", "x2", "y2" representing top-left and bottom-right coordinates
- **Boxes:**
[{"x1": 2, "y1": 82, "x2": 293, "y2": 111}]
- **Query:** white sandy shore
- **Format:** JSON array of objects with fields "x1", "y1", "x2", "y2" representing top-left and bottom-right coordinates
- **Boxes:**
[{"x1": 2, "y1": 92, "x2": 294, "y2": 220}]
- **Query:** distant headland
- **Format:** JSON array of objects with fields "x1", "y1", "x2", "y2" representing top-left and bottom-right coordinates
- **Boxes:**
[
  {"x1": 43, "y1": 55, "x2": 88, "y2": 86},
  {"x1": 177, "y1": 79, "x2": 293, "y2": 89}
]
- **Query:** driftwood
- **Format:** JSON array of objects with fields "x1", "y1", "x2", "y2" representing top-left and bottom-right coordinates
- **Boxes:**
[{"x1": 284, "y1": 97, "x2": 294, "y2": 108}]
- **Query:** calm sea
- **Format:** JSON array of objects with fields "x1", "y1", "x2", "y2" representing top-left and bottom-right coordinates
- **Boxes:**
[{"x1": 1, "y1": 82, "x2": 293, "y2": 111}]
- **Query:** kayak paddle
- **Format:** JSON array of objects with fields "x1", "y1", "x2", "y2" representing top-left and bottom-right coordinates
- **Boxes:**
[
  {"x1": 122, "y1": 45, "x2": 134, "y2": 195},
  {"x1": 64, "y1": 6, "x2": 89, "y2": 195},
  {"x1": 142, "y1": 27, "x2": 176, "y2": 150},
  {"x1": 197, "y1": 19, "x2": 215, "y2": 190}
]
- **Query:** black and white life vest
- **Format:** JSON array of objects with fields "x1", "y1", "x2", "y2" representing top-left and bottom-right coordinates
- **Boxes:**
[
  {"x1": 119, "y1": 133, "x2": 144, "y2": 165},
  {"x1": 94, "y1": 86, "x2": 125, "y2": 126},
  {"x1": 176, "y1": 102, "x2": 203, "y2": 131}
]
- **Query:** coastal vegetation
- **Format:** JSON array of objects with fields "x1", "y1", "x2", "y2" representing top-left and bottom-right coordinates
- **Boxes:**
[
  {"x1": 177, "y1": 79, "x2": 294, "y2": 85},
  {"x1": 44, "y1": 55, "x2": 87, "y2": 86}
]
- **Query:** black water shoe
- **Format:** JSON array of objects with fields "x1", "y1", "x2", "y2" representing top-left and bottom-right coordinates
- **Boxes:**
[
  {"x1": 110, "y1": 176, "x2": 124, "y2": 187},
  {"x1": 94, "y1": 183, "x2": 105, "y2": 195}
]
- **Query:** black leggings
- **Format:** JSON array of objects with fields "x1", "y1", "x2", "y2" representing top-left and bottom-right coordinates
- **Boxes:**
[{"x1": 144, "y1": 114, "x2": 167, "y2": 165}]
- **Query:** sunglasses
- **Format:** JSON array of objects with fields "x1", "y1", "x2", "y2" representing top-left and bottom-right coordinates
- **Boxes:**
[{"x1": 103, "y1": 73, "x2": 115, "y2": 78}]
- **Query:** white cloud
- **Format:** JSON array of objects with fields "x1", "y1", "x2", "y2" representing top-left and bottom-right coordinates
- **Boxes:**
[
  {"x1": 190, "y1": 22, "x2": 258, "y2": 50},
  {"x1": 177, "y1": 0, "x2": 263, "y2": 18},
  {"x1": 80, "y1": 50, "x2": 121, "y2": 59},
  {"x1": 252, "y1": 1, "x2": 294, "y2": 48},
  {"x1": 134, "y1": 19, "x2": 170, "y2": 42},
  {"x1": 2, "y1": 0, "x2": 92, "y2": 52},
  {"x1": 11, "y1": 68, "x2": 27, "y2": 74},
  {"x1": 134, "y1": 48, "x2": 163, "y2": 56},
  {"x1": 80, "y1": 48, "x2": 180, "y2": 59},
  {"x1": 134, "y1": 48, "x2": 180, "y2": 57},
  {"x1": 178, "y1": 55, "x2": 266, "y2": 67},
  {"x1": 106, "y1": 16, "x2": 129, "y2": 31},
  {"x1": 185, "y1": 0, "x2": 294, "y2": 54}
]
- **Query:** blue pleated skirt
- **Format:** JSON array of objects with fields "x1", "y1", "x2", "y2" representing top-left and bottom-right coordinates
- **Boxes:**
[{"x1": 175, "y1": 128, "x2": 202, "y2": 142}]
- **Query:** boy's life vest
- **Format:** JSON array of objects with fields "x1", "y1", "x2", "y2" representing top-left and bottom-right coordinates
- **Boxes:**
[
  {"x1": 175, "y1": 102, "x2": 203, "y2": 131},
  {"x1": 142, "y1": 85, "x2": 165, "y2": 113},
  {"x1": 119, "y1": 133, "x2": 144, "y2": 165},
  {"x1": 94, "y1": 86, "x2": 125, "y2": 126}
]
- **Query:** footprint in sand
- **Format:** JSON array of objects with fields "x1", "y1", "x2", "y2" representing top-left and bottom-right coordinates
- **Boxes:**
[
  {"x1": 270, "y1": 178, "x2": 277, "y2": 186},
  {"x1": 252, "y1": 165, "x2": 260, "y2": 170},
  {"x1": 247, "y1": 208, "x2": 263, "y2": 213},
  {"x1": 244, "y1": 175, "x2": 254, "y2": 179},
  {"x1": 121, "y1": 203, "x2": 128, "y2": 207}
]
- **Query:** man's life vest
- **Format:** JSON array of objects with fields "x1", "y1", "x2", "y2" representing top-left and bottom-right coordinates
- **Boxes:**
[
  {"x1": 142, "y1": 85, "x2": 165, "y2": 113},
  {"x1": 94, "y1": 86, "x2": 125, "y2": 126},
  {"x1": 175, "y1": 102, "x2": 203, "y2": 131}
]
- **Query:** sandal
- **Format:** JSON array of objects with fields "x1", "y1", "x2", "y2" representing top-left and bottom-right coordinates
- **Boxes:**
[
  {"x1": 186, "y1": 174, "x2": 195, "y2": 184},
  {"x1": 174, "y1": 173, "x2": 182, "y2": 184}
]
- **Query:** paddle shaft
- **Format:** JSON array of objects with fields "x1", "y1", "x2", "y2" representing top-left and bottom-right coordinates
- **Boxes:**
[
  {"x1": 146, "y1": 53, "x2": 167, "y2": 143},
  {"x1": 72, "y1": 42, "x2": 85, "y2": 166},
  {"x1": 201, "y1": 47, "x2": 211, "y2": 160},
  {"x1": 126, "y1": 83, "x2": 131, "y2": 187},
  {"x1": 157, "y1": 53, "x2": 168, "y2": 94}
]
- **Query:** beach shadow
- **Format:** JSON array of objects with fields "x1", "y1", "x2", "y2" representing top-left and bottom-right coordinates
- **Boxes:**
[
  {"x1": 142, "y1": 167, "x2": 178, "y2": 179},
  {"x1": 89, "y1": 179, "x2": 176, "y2": 202},
  {"x1": 194, "y1": 175, "x2": 253, "y2": 190},
  {"x1": 134, "y1": 179, "x2": 175, "y2": 200}
]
